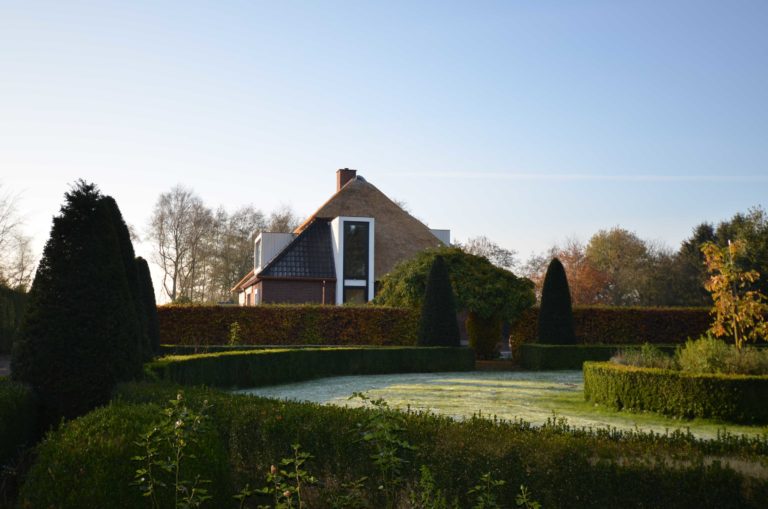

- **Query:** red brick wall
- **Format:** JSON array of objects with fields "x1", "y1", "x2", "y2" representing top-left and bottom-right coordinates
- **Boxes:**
[{"x1": 262, "y1": 279, "x2": 336, "y2": 304}]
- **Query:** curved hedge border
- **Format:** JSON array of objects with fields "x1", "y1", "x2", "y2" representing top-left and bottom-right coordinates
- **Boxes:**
[
  {"x1": 147, "y1": 347, "x2": 475, "y2": 388},
  {"x1": 510, "y1": 306, "x2": 711, "y2": 345},
  {"x1": 20, "y1": 383, "x2": 768, "y2": 509},
  {"x1": 158, "y1": 304, "x2": 419, "y2": 346},
  {"x1": 583, "y1": 362, "x2": 768, "y2": 424}
]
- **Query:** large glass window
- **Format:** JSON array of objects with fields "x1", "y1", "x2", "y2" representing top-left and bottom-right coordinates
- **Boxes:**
[{"x1": 343, "y1": 222, "x2": 369, "y2": 280}]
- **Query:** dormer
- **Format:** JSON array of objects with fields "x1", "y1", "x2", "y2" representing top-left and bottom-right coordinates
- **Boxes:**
[{"x1": 254, "y1": 232, "x2": 295, "y2": 273}]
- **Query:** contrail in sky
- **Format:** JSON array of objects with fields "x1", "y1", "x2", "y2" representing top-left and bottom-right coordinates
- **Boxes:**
[{"x1": 381, "y1": 172, "x2": 768, "y2": 183}]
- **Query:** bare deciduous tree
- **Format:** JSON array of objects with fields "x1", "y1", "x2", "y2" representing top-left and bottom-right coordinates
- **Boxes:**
[
  {"x1": 148, "y1": 185, "x2": 213, "y2": 302},
  {"x1": 148, "y1": 185, "x2": 301, "y2": 303},
  {"x1": 0, "y1": 185, "x2": 36, "y2": 289},
  {"x1": 457, "y1": 235, "x2": 518, "y2": 271}
]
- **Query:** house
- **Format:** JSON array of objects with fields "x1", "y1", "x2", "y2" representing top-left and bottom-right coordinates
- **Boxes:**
[{"x1": 232, "y1": 169, "x2": 450, "y2": 305}]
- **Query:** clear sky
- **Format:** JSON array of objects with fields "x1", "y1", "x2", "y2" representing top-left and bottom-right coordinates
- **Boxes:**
[{"x1": 2, "y1": 1, "x2": 767, "y2": 299}]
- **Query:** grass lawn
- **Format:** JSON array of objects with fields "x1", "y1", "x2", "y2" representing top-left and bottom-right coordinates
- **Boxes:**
[{"x1": 237, "y1": 370, "x2": 768, "y2": 440}]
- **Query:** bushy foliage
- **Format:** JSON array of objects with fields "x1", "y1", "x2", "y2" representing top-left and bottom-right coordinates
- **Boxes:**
[
  {"x1": 611, "y1": 343, "x2": 677, "y2": 370},
  {"x1": 21, "y1": 382, "x2": 768, "y2": 509},
  {"x1": 537, "y1": 258, "x2": 576, "y2": 345},
  {"x1": 584, "y1": 361, "x2": 768, "y2": 424},
  {"x1": 676, "y1": 335, "x2": 768, "y2": 375},
  {"x1": 466, "y1": 312, "x2": 502, "y2": 360},
  {"x1": 375, "y1": 247, "x2": 535, "y2": 322},
  {"x1": 158, "y1": 304, "x2": 419, "y2": 347},
  {"x1": 509, "y1": 306, "x2": 711, "y2": 345},
  {"x1": 11, "y1": 182, "x2": 143, "y2": 424},
  {"x1": 418, "y1": 255, "x2": 460, "y2": 346},
  {"x1": 147, "y1": 347, "x2": 475, "y2": 388}
]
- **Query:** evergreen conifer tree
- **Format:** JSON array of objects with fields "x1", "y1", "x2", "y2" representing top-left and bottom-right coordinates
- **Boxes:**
[
  {"x1": 538, "y1": 258, "x2": 576, "y2": 344},
  {"x1": 100, "y1": 196, "x2": 151, "y2": 360},
  {"x1": 136, "y1": 256, "x2": 160, "y2": 354},
  {"x1": 11, "y1": 181, "x2": 143, "y2": 424},
  {"x1": 418, "y1": 255, "x2": 460, "y2": 346}
]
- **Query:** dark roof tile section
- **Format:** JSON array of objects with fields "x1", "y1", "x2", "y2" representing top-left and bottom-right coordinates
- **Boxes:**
[{"x1": 260, "y1": 219, "x2": 336, "y2": 279}]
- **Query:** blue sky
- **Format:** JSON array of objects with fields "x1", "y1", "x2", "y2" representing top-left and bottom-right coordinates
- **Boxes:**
[{"x1": 1, "y1": 1, "x2": 767, "y2": 292}]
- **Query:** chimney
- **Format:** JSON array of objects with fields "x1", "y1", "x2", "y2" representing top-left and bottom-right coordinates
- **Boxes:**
[{"x1": 336, "y1": 168, "x2": 357, "y2": 191}]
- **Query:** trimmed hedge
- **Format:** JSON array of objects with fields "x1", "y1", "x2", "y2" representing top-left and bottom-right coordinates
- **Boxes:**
[
  {"x1": 0, "y1": 286, "x2": 26, "y2": 354},
  {"x1": 20, "y1": 400, "x2": 230, "y2": 509},
  {"x1": 0, "y1": 377, "x2": 36, "y2": 466},
  {"x1": 147, "y1": 347, "x2": 476, "y2": 388},
  {"x1": 158, "y1": 304, "x2": 419, "y2": 346},
  {"x1": 584, "y1": 362, "x2": 768, "y2": 424},
  {"x1": 20, "y1": 383, "x2": 768, "y2": 509},
  {"x1": 511, "y1": 306, "x2": 712, "y2": 345},
  {"x1": 519, "y1": 344, "x2": 680, "y2": 370}
]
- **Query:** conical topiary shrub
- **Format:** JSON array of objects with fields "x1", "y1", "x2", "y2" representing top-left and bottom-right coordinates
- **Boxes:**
[
  {"x1": 11, "y1": 181, "x2": 143, "y2": 425},
  {"x1": 538, "y1": 257, "x2": 576, "y2": 344},
  {"x1": 418, "y1": 255, "x2": 460, "y2": 346},
  {"x1": 101, "y1": 196, "x2": 151, "y2": 360},
  {"x1": 136, "y1": 256, "x2": 160, "y2": 354}
]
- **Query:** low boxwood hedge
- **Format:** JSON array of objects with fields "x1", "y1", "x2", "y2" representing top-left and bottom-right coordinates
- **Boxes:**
[
  {"x1": 0, "y1": 377, "x2": 36, "y2": 466},
  {"x1": 583, "y1": 361, "x2": 768, "y2": 424},
  {"x1": 147, "y1": 347, "x2": 476, "y2": 388},
  {"x1": 19, "y1": 383, "x2": 768, "y2": 509},
  {"x1": 519, "y1": 344, "x2": 679, "y2": 370}
]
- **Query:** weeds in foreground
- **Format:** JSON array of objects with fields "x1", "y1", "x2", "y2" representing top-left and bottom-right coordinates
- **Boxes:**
[
  {"x1": 135, "y1": 392, "x2": 541, "y2": 508},
  {"x1": 132, "y1": 392, "x2": 212, "y2": 509}
]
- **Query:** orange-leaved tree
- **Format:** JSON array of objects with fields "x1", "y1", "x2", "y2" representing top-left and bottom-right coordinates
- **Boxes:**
[{"x1": 701, "y1": 239, "x2": 768, "y2": 350}]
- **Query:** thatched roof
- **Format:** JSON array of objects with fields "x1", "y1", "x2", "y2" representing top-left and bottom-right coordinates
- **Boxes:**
[{"x1": 295, "y1": 176, "x2": 445, "y2": 279}]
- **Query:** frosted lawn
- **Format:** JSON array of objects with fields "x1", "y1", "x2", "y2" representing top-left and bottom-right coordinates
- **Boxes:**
[{"x1": 235, "y1": 370, "x2": 768, "y2": 440}]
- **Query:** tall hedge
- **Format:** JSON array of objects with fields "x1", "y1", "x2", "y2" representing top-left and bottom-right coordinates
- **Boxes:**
[
  {"x1": 510, "y1": 306, "x2": 712, "y2": 345},
  {"x1": 419, "y1": 255, "x2": 460, "y2": 346},
  {"x1": 136, "y1": 257, "x2": 160, "y2": 354},
  {"x1": 11, "y1": 182, "x2": 143, "y2": 424},
  {"x1": 537, "y1": 258, "x2": 576, "y2": 344},
  {"x1": 0, "y1": 286, "x2": 26, "y2": 354},
  {"x1": 0, "y1": 378, "x2": 36, "y2": 466},
  {"x1": 157, "y1": 305, "x2": 419, "y2": 346}
]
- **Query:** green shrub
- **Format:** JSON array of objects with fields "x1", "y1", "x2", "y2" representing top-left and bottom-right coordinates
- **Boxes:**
[
  {"x1": 19, "y1": 399, "x2": 230, "y2": 509},
  {"x1": 466, "y1": 312, "x2": 502, "y2": 360},
  {"x1": 419, "y1": 255, "x2": 460, "y2": 347},
  {"x1": 611, "y1": 343, "x2": 678, "y2": 370},
  {"x1": 11, "y1": 182, "x2": 143, "y2": 424},
  {"x1": 584, "y1": 361, "x2": 768, "y2": 423},
  {"x1": 51, "y1": 382, "x2": 768, "y2": 508},
  {"x1": 147, "y1": 347, "x2": 476, "y2": 388},
  {"x1": 677, "y1": 335, "x2": 768, "y2": 375},
  {"x1": 510, "y1": 306, "x2": 712, "y2": 345},
  {"x1": 158, "y1": 304, "x2": 419, "y2": 347},
  {"x1": 537, "y1": 258, "x2": 576, "y2": 345},
  {"x1": 0, "y1": 378, "x2": 36, "y2": 466}
]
